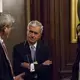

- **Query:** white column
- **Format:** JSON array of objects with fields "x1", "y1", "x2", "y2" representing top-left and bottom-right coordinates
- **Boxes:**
[{"x1": 0, "y1": 0, "x2": 3, "y2": 12}]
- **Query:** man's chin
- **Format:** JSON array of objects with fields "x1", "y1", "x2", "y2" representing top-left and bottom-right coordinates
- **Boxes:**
[
  {"x1": 3, "y1": 34, "x2": 9, "y2": 39},
  {"x1": 29, "y1": 41, "x2": 36, "y2": 45},
  {"x1": 6, "y1": 34, "x2": 9, "y2": 38}
]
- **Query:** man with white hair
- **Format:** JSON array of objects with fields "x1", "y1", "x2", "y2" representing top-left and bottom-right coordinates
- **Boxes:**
[
  {"x1": 0, "y1": 13, "x2": 25, "y2": 80},
  {"x1": 13, "y1": 20, "x2": 52, "y2": 80}
]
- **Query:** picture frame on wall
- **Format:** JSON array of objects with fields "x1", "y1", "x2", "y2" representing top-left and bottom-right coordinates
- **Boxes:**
[{"x1": 71, "y1": 0, "x2": 79, "y2": 43}]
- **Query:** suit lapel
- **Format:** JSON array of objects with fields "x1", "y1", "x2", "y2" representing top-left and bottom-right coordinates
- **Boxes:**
[
  {"x1": 0, "y1": 43, "x2": 13, "y2": 75},
  {"x1": 24, "y1": 41, "x2": 42, "y2": 63},
  {"x1": 24, "y1": 41, "x2": 33, "y2": 63},
  {"x1": 36, "y1": 41, "x2": 41, "y2": 61}
]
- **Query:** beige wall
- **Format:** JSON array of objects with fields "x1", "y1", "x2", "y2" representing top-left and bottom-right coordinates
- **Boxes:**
[{"x1": 3, "y1": 0, "x2": 26, "y2": 62}]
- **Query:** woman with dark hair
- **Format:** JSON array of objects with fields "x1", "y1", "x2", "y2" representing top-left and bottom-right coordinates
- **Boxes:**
[{"x1": 71, "y1": 23, "x2": 80, "y2": 80}]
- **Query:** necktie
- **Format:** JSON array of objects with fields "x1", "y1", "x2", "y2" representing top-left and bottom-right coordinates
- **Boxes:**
[
  {"x1": 31, "y1": 46, "x2": 36, "y2": 62},
  {"x1": 1, "y1": 42, "x2": 14, "y2": 76}
]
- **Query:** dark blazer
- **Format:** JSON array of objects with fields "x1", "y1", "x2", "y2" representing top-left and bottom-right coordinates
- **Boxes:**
[
  {"x1": 71, "y1": 46, "x2": 80, "y2": 80},
  {"x1": 0, "y1": 43, "x2": 13, "y2": 80},
  {"x1": 13, "y1": 40, "x2": 52, "y2": 80}
]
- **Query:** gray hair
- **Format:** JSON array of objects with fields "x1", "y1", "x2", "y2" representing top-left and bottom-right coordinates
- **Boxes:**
[
  {"x1": 27, "y1": 20, "x2": 43, "y2": 33},
  {"x1": 0, "y1": 13, "x2": 15, "y2": 31}
]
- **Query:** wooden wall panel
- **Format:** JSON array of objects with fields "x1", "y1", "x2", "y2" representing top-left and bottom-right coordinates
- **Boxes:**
[{"x1": 59, "y1": 0, "x2": 77, "y2": 79}]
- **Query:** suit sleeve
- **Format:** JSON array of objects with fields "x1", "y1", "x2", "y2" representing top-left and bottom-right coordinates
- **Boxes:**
[
  {"x1": 13, "y1": 46, "x2": 25, "y2": 76},
  {"x1": 34, "y1": 44, "x2": 53, "y2": 80},
  {"x1": 71, "y1": 48, "x2": 80, "y2": 80},
  {"x1": 0, "y1": 46, "x2": 13, "y2": 80},
  {"x1": 0, "y1": 50, "x2": 4, "y2": 80}
]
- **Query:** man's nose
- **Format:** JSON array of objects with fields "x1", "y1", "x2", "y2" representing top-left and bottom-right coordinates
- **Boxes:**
[{"x1": 31, "y1": 32, "x2": 35, "y2": 37}]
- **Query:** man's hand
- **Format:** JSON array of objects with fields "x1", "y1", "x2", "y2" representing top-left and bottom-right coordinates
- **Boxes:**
[
  {"x1": 14, "y1": 72, "x2": 25, "y2": 80},
  {"x1": 42, "y1": 60, "x2": 52, "y2": 65},
  {"x1": 21, "y1": 62, "x2": 30, "y2": 69}
]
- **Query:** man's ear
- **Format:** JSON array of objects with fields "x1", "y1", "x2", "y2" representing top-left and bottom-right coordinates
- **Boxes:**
[
  {"x1": 1, "y1": 26, "x2": 6, "y2": 32},
  {"x1": 3, "y1": 27, "x2": 7, "y2": 33}
]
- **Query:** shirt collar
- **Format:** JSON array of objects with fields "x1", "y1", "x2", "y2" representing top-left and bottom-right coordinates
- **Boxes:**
[
  {"x1": 0, "y1": 36, "x2": 3, "y2": 43},
  {"x1": 33, "y1": 42, "x2": 37, "y2": 48},
  {"x1": 30, "y1": 42, "x2": 37, "y2": 49}
]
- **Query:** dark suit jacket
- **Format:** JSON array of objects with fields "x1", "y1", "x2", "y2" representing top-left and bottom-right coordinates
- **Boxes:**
[
  {"x1": 71, "y1": 46, "x2": 80, "y2": 80},
  {"x1": 13, "y1": 40, "x2": 52, "y2": 80},
  {"x1": 0, "y1": 43, "x2": 13, "y2": 80}
]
